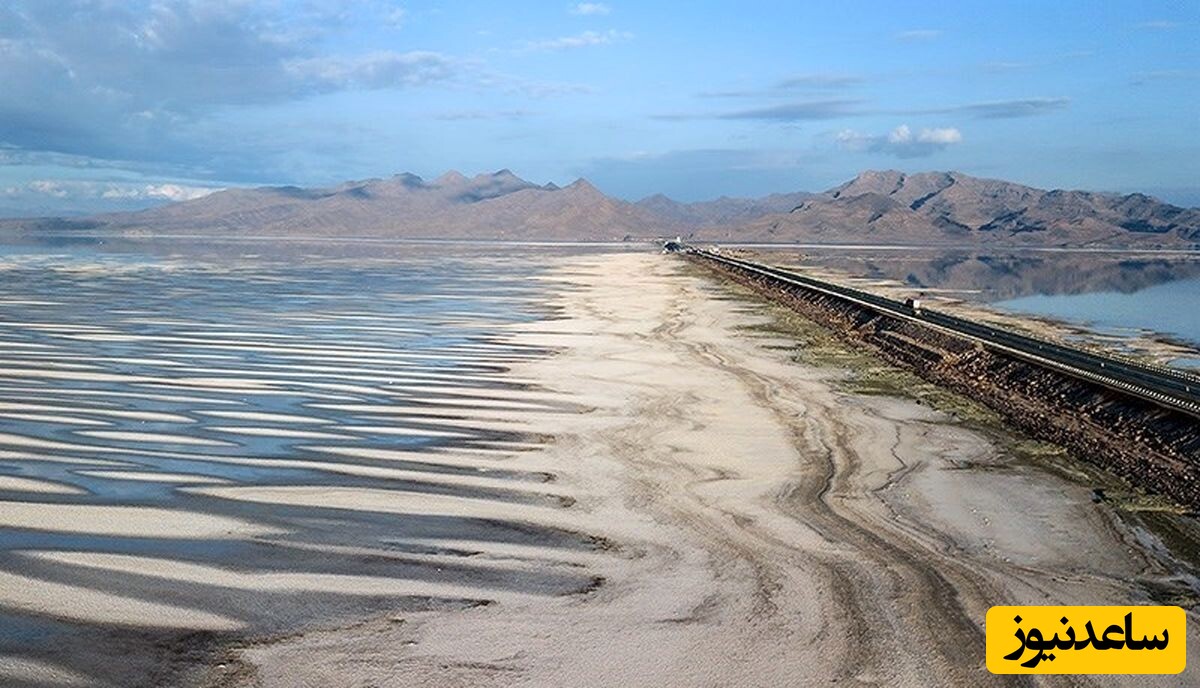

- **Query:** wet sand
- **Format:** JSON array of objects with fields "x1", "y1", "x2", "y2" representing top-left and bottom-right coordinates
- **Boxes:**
[
  {"x1": 0, "y1": 252, "x2": 592, "y2": 687},
  {"x1": 222, "y1": 253, "x2": 1197, "y2": 686},
  {"x1": 2, "y1": 251, "x2": 1198, "y2": 686}
]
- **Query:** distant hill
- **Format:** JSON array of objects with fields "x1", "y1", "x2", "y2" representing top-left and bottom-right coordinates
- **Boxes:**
[
  {"x1": 1, "y1": 168, "x2": 1197, "y2": 248},
  {"x1": 634, "y1": 190, "x2": 819, "y2": 227},
  {"x1": 690, "y1": 170, "x2": 1200, "y2": 247},
  {"x1": 64, "y1": 170, "x2": 671, "y2": 241}
]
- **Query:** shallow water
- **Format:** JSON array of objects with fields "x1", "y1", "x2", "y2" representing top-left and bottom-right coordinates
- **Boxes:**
[
  {"x1": 997, "y1": 277, "x2": 1200, "y2": 354},
  {"x1": 758, "y1": 246, "x2": 1200, "y2": 355},
  {"x1": 0, "y1": 241, "x2": 604, "y2": 684},
  {"x1": 0, "y1": 248, "x2": 550, "y2": 501}
]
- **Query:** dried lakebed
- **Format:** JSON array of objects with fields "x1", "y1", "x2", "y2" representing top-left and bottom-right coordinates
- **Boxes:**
[{"x1": 0, "y1": 249, "x2": 1197, "y2": 687}]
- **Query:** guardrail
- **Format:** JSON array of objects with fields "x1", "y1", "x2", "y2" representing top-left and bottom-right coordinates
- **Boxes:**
[{"x1": 680, "y1": 245, "x2": 1200, "y2": 420}]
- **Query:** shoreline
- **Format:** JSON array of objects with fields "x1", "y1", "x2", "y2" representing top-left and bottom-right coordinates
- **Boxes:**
[
  {"x1": 0, "y1": 249, "x2": 1195, "y2": 685},
  {"x1": 209, "y1": 252, "x2": 1198, "y2": 686},
  {"x1": 740, "y1": 247, "x2": 1200, "y2": 369},
  {"x1": 700, "y1": 263, "x2": 1200, "y2": 582}
]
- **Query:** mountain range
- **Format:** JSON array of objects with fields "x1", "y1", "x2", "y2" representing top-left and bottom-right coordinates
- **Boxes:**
[
  {"x1": 3, "y1": 169, "x2": 1198, "y2": 248},
  {"x1": 694, "y1": 170, "x2": 1200, "y2": 247}
]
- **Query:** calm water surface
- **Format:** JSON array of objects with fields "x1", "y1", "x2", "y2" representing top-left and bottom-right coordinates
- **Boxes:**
[
  {"x1": 769, "y1": 247, "x2": 1200, "y2": 356},
  {"x1": 997, "y1": 277, "x2": 1200, "y2": 356},
  {"x1": 0, "y1": 240, "x2": 605, "y2": 684}
]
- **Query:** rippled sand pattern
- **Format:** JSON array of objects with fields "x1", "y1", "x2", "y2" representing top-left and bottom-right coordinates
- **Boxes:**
[{"x1": 0, "y1": 251, "x2": 592, "y2": 686}]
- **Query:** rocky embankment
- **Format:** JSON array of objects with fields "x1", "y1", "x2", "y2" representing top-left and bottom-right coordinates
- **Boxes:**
[{"x1": 694, "y1": 256, "x2": 1200, "y2": 511}]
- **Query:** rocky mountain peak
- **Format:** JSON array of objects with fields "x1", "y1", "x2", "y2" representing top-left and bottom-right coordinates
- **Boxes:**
[{"x1": 434, "y1": 170, "x2": 468, "y2": 186}]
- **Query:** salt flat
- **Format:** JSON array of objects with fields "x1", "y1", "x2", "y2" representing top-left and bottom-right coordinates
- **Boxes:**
[
  {"x1": 0, "y1": 249, "x2": 1196, "y2": 687},
  {"x1": 235, "y1": 253, "x2": 1200, "y2": 687}
]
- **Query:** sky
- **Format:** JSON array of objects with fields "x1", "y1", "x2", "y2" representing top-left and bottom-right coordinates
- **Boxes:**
[{"x1": 1, "y1": 0, "x2": 1198, "y2": 216}]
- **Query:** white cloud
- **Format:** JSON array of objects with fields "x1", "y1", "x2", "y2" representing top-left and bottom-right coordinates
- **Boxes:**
[
  {"x1": 903, "y1": 125, "x2": 962, "y2": 144},
  {"x1": 901, "y1": 97, "x2": 1069, "y2": 119},
  {"x1": 383, "y1": 7, "x2": 407, "y2": 28},
  {"x1": 106, "y1": 183, "x2": 220, "y2": 202},
  {"x1": 523, "y1": 29, "x2": 632, "y2": 51},
  {"x1": 837, "y1": 124, "x2": 962, "y2": 158},
  {"x1": 955, "y1": 97, "x2": 1068, "y2": 118},
  {"x1": 285, "y1": 51, "x2": 459, "y2": 91},
  {"x1": 571, "y1": 3, "x2": 612, "y2": 15},
  {"x1": 981, "y1": 61, "x2": 1034, "y2": 72},
  {"x1": 28, "y1": 181, "x2": 70, "y2": 198},
  {"x1": 1130, "y1": 69, "x2": 1198, "y2": 86},
  {"x1": 19, "y1": 180, "x2": 221, "y2": 202},
  {"x1": 896, "y1": 29, "x2": 941, "y2": 41},
  {"x1": 0, "y1": 2, "x2": 468, "y2": 178},
  {"x1": 434, "y1": 109, "x2": 534, "y2": 121},
  {"x1": 1135, "y1": 20, "x2": 1180, "y2": 30}
]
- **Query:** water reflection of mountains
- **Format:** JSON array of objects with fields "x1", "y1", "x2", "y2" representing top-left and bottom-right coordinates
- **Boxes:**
[
  {"x1": 0, "y1": 234, "x2": 633, "y2": 266},
  {"x1": 7, "y1": 236, "x2": 1200, "y2": 303},
  {"x1": 788, "y1": 250, "x2": 1200, "y2": 302}
]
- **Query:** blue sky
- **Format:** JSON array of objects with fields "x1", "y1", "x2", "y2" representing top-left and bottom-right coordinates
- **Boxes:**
[{"x1": 1, "y1": 0, "x2": 1198, "y2": 215}]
